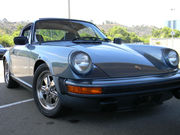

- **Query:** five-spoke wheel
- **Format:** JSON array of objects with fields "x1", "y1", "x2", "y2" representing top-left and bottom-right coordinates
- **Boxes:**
[
  {"x1": 4, "y1": 60, "x2": 19, "y2": 88},
  {"x1": 37, "y1": 73, "x2": 59, "y2": 110},
  {"x1": 33, "y1": 64, "x2": 63, "y2": 117}
]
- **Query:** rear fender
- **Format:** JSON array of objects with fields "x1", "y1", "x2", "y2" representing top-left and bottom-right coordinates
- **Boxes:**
[{"x1": 3, "y1": 51, "x2": 11, "y2": 71}]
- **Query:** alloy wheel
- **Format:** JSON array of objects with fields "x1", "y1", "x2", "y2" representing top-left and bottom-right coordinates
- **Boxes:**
[
  {"x1": 4, "y1": 62, "x2": 9, "y2": 84},
  {"x1": 36, "y1": 72, "x2": 59, "y2": 110}
]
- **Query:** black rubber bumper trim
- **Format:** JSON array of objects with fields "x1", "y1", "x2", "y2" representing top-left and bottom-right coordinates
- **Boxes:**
[
  {"x1": 65, "y1": 72, "x2": 180, "y2": 98},
  {"x1": 65, "y1": 72, "x2": 180, "y2": 87}
]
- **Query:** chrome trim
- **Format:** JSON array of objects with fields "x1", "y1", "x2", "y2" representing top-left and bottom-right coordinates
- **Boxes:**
[{"x1": 11, "y1": 75, "x2": 32, "y2": 88}]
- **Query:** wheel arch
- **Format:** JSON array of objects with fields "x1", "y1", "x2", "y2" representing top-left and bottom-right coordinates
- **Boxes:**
[
  {"x1": 3, "y1": 53, "x2": 10, "y2": 67},
  {"x1": 33, "y1": 60, "x2": 50, "y2": 75},
  {"x1": 3, "y1": 56, "x2": 6, "y2": 65},
  {"x1": 33, "y1": 59, "x2": 64, "y2": 96}
]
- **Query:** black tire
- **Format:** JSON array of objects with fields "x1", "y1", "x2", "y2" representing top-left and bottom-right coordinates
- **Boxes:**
[
  {"x1": 173, "y1": 90, "x2": 180, "y2": 99},
  {"x1": 4, "y1": 60, "x2": 19, "y2": 88},
  {"x1": 33, "y1": 64, "x2": 64, "y2": 118}
]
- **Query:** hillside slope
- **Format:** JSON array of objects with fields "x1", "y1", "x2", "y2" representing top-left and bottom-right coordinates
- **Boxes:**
[{"x1": 97, "y1": 24, "x2": 158, "y2": 37}]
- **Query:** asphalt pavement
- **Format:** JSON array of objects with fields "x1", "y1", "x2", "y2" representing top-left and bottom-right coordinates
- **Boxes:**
[{"x1": 0, "y1": 60, "x2": 180, "y2": 135}]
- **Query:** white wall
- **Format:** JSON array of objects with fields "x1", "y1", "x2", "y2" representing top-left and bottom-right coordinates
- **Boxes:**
[{"x1": 150, "y1": 38, "x2": 180, "y2": 54}]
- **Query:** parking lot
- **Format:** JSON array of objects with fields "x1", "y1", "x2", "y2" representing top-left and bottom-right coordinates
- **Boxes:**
[{"x1": 0, "y1": 60, "x2": 180, "y2": 135}]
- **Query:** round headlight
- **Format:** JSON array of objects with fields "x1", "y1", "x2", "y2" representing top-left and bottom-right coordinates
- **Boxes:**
[
  {"x1": 71, "y1": 52, "x2": 92, "y2": 74},
  {"x1": 167, "y1": 50, "x2": 179, "y2": 67}
]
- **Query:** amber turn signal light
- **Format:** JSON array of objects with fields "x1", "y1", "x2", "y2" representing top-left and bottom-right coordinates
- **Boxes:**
[{"x1": 67, "y1": 85, "x2": 102, "y2": 94}]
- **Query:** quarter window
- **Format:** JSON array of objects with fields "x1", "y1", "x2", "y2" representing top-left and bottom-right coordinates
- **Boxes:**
[
  {"x1": 23, "y1": 30, "x2": 30, "y2": 37},
  {"x1": 22, "y1": 25, "x2": 32, "y2": 43}
]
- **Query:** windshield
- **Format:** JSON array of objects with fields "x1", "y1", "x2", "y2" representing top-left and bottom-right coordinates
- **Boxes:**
[{"x1": 34, "y1": 20, "x2": 108, "y2": 43}]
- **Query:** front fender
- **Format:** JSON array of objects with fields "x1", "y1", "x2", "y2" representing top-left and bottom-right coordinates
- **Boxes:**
[
  {"x1": 33, "y1": 57, "x2": 54, "y2": 76},
  {"x1": 126, "y1": 44, "x2": 167, "y2": 63},
  {"x1": 32, "y1": 45, "x2": 108, "y2": 80},
  {"x1": 126, "y1": 44, "x2": 177, "y2": 70}
]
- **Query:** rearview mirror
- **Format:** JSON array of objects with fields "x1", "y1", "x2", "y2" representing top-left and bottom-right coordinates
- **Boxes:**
[
  {"x1": 113, "y1": 38, "x2": 122, "y2": 44},
  {"x1": 14, "y1": 36, "x2": 28, "y2": 45}
]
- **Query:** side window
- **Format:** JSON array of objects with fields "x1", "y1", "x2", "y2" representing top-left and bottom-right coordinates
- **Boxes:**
[{"x1": 35, "y1": 29, "x2": 66, "y2": 42}]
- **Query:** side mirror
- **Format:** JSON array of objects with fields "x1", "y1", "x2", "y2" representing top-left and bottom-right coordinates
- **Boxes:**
[
  {"x1": 113, "y1": 38, "x2": 122, "y2": 44},
  {"x1": 14, "y1": 36, "x2": 28, "y2": 45}
]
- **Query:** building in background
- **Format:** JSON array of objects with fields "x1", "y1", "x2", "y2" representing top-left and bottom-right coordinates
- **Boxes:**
[
  {"x1": 150, "y1": 38, "x2": 180, "y2": 53},
  {"x1": 166, "y1": 20, "x2": 180, "y2": 30}
]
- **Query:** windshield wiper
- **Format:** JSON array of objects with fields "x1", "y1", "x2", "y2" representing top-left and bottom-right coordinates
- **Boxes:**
[
  {"x1": 72, "y1": 37, "x2": 110, "y2": 43},
  {"x1": 72, "y1": 37, "x2": 99, "y2": 41},
  {"x1": 102, "y1": 38, "x2": 111, "y2": 42}
]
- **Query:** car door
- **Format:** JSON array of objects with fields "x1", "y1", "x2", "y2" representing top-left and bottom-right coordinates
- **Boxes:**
[{"x1": 10, "y1": 25, "x2": 32, "y2": 83}]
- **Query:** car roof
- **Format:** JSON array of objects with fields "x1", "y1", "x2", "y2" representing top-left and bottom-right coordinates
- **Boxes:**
[
  {"x1": 22, "y1": 18, "x2": 94, "y2": 30},
  {"x1": 38, "y1": 18, "x2": 92, "y2": 24}
]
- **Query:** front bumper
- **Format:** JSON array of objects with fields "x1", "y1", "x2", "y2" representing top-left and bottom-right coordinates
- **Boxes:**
[
  {"x1": 65, "y1": 71, "x2": 180, "y2": 97},
  {"x1": 58, "y1": 71, "x2": 180, "y2": 111}
]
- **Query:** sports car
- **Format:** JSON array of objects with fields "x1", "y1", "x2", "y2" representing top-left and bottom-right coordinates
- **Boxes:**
[{"x1": 3, "y1": 18, "x2": 180, "y2": 117}]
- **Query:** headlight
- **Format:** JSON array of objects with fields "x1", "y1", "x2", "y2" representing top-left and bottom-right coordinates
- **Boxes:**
[
  {"x1": 166, "y1": 50, "x2": 179, "y2": 67},
  {"x1": 71, "y1": 52, "x2": 92, "y2": 74}
]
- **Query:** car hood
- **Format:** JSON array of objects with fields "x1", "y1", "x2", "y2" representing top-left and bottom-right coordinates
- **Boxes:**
[{"x1": 71, "y1": 42, "x2": 171, "y2": 78}]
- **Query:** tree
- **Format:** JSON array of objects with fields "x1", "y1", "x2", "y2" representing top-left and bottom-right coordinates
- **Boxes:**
[
  {"x1": 0, "y1": 34, "x2": 13, "y2": 47},
  {"x1": 107, "y1": 26, "x2": 143, "y2": 43},
  {"x1": 0, "y1": 24, "x2": 23, "y2": 47},
  {"x1": 152, "y1": 27, "x2": 180, "y2": 38},
  {"x1": 152, "y1": 28, "x2": 161, "y2": 38}
]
